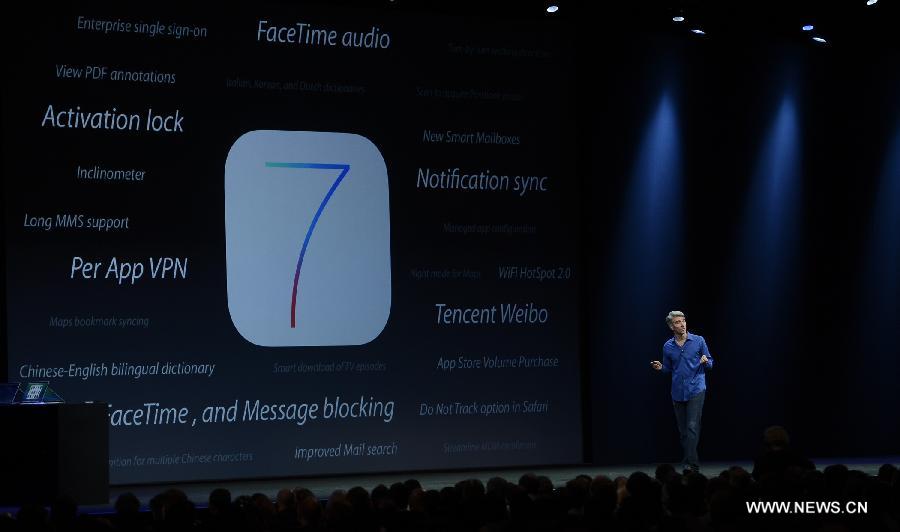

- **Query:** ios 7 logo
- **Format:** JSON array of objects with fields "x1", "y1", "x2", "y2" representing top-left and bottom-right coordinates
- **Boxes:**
[{"x1": 264, "y1": 162, "x2": 350, "y2": 329}]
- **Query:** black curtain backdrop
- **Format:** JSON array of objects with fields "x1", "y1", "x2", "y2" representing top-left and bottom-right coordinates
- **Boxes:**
[{"x1": 584, "y1": 27, "x2": 900, "y2": 465}]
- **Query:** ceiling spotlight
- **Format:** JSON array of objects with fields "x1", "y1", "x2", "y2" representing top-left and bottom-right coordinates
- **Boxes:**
[
  {"x1": 673, "y1": 16, "x2": 685, "y2": 22},
  {"x1": 802, "y1": 24, "x2": 814, "y2": 31},
  {"x1": 546, "y1": 5, "x2": 559, "y2": 13},
  {"x1": 691, "y1": 28, "x2": 706, "y2": 35},
  {"x1": 812, "y1": 36, "x2": 827, "y2": 43},
  {"x1": 867, "y1": 0, "x2": 878, "y2": 5}
]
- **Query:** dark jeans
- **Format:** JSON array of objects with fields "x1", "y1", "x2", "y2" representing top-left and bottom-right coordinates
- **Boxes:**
[{"x1": 672, "y1": 390, "x2": 705, "y2": 469}]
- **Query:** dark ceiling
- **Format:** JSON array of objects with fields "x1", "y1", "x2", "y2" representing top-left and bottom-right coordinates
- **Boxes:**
[{"x1": 286, "y1": 0, "x2": 899, "y2": 48}]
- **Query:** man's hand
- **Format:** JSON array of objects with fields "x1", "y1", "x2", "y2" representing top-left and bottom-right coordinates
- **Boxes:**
[
  {"x1": 700, "y1": 355, "x2": 709, "y2": 365},
  {"x1": 650, "y1": 360, "x2": 662, "y2": 371}
]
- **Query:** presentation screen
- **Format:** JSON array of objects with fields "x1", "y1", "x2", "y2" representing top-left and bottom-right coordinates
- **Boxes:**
[{"x1": 3, "y1": 3, "x2": 582, "y2": 483}]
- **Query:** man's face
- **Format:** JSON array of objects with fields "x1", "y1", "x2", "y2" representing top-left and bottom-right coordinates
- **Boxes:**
[{"x1": 670, "y1": 316, "x2": 687, "y2": 335}]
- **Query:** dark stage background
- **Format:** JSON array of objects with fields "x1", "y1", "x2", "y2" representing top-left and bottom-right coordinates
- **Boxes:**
[{"x1": 583, "y1": 2, "x2": 900, "y2": 466}]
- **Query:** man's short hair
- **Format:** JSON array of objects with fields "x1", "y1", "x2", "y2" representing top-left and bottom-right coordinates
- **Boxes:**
[
  {"x1": 763, "y1": 426, "x2": 790, "y2": 448},
  {"x1": 665, "y1": 311, "x2": 686, "y2": 327}
]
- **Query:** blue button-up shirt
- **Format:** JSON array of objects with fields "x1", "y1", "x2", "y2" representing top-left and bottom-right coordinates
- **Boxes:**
[{"x1": 661, "y1": 332, "x2": 713, "y2": 402}]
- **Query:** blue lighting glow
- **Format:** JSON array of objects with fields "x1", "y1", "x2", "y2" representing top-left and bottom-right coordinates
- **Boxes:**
[
  {"x1": 862, "y1": 126, "x2": 900, "y2": 323},
  {"x1": 802, "y1": 24, "x2": 814, "y2": 31},
  {"x1": 728, "y1": 94, "x2": 801, "y2": 330},
  {"x1": 855, "y1": 124, "x2": 900, "y2": 395},
  {"x1": 717, "y1": 93, "x2": 801, "y2": 422},
  {"x1": 757, "y1": 97, "x2": 800, "y2": 235},
  {"x1": 607, "y1": 92, "x2": 684, "y2": 324},
  {"x1": 546, "y1": 5, "x2": 559, "y2": 13},
  {"x1": 673, "y1": 16, "x2": 685, "y2": 22},
  {"x1": 592, "y1": 91, "x2": 685, "y2": 451}
]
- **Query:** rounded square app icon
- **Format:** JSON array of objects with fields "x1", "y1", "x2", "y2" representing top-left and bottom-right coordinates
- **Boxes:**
[{"x1": 225, "y1": 130, "x2": 391, "y2": 346}]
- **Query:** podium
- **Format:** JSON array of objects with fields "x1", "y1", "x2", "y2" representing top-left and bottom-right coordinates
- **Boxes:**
[{"x1": 0, "y1": 402, "x2": 109, "y2": 505}]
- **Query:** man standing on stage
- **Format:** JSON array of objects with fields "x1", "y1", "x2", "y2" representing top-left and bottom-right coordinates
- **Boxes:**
[{"x1": 651, "y1": 310, "x2": 714, "y2": 472}]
